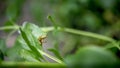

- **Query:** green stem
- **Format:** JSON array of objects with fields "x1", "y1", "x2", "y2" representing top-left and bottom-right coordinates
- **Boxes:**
[
  {"x1": 0, "y1": 25, "x2": 19, "y2": 30},
  {"x1": 41, "y1": 27, "x2": 115, "y2": 42},
  {"x1": 64, "y1": 28, "x2": 115, "y2": 42},
  {"x1": 0, "y1": 25, "x2": 117, "y2": 44},
  {"x1": 41, "y1": 27, "x2": 120, "y2": 49},
  {"x1": 64, "y1": 28, "x2": 120, "y2": 49},
  {"x1": 47, "y1": 15, "x2": 57, "y2": 29},
  {"x1": 0, "y1": 62, "x2": 66, "y2": 68},
  {"x1": 6, "y1": 29, "x2": 17, "y2": 40}
]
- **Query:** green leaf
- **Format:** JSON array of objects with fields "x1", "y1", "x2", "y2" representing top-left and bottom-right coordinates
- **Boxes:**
[
  {"x1": 0, "y1": 50, "x2": 4, "y2": 61},
  {"x1": 19, "y1": 28, "x2": 43, "y2": 61},
  {"x1": 48, "y1": 49, "x2": 63, "y2": 61},
  {"x1": 19, "y1": 22, "x2": 47, "y2": 61},
  {"x1": 0, "y1": 38, "x2": 6, "y2": 60},
  {"x1": 48, "y1": 42, "x2": 63, "y2": 61},
  {"x1": 0, "y1": 38, "x2": 6, "y2": 61},
  {"x1": 6, "y1": 38, "x2": 24, "y2": 61},
  {"x1": 18, "y1": 22, "x2": 64, "y2": 63},
  {"x1": 21, "y1": 22, "x2": 47, "y2": 39},
  {"x1": 65, "y1": 46, "x2": 118, "y2": 68},
  {"x1": 20, "y1": 49, "x2": 40, "y2": 62},
  {"x1": 0, "y1": 38, "x2": 7, "y2": 54},
  {"x1": 19, "y1": 22, "x2": 47, "y2": 49},
  {"x1": 17, "y1": 36, "x2": 30, "y2": 50}
]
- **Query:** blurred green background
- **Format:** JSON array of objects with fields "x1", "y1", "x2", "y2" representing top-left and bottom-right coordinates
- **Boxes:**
[{"x1": 0, "y1": 0, "x2": 120, "y2": 61}]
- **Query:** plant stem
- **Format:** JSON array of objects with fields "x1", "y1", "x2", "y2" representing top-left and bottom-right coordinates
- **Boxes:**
[
  {"x1": 0, "y1": 62, "x2": 66, "y2": 68},
  {"x1": 41, "y1": 27, "x2": 120, "y2": 49},
  {"x1": 65, "y1": 28, "x2": 115, "y2": 42},
  {"x1": 0, "y1": 25, "x2": 19, "y2": 30},
  {"x1": 6, "y1": 29, "x2": 17, "y2": 40},
  {"x1": 41, "y1": 27, "x2": 115, "y2": 42},
  {"x1": 63, "y1": 28, "x2": 120, "y2": 49},
  {"x1": 1, "y1": 25, "x2": 119, "y2": 51}
]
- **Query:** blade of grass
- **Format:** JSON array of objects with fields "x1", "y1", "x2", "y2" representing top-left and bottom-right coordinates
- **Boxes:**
[{"x1": 38, "y1": 49, "x2": 64, "y2": 64}]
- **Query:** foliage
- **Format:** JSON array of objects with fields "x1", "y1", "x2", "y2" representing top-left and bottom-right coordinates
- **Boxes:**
[
  {"x1": 0, "y1": 20, "x2": 120, "y2": 67},
  {"x1": 65, "y1": 46, "x2": 119, "y2": 68},
  {"x1": 0, "y1": 0, "x2": 120, "y2": 68}
]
